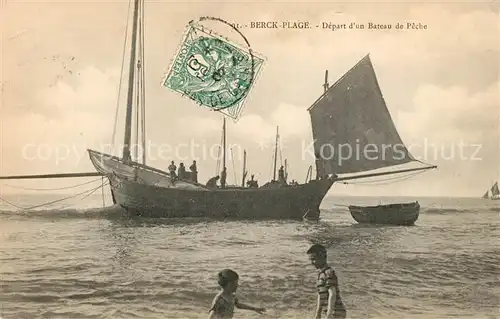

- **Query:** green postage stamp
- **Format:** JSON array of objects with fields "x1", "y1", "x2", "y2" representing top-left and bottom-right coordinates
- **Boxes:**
[{"x1": 162, "y1": 21, "x2": 265, "y2": 120}]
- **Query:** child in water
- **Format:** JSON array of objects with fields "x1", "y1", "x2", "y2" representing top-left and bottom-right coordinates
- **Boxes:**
[
  {"x1": 208, "y1": 269, "x2": 266, "y2": 319},
  {"x1": 307, "y1": 244, "x2": 347, "y2": 318}
]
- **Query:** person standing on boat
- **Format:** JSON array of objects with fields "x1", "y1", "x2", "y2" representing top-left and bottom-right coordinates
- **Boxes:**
[
  {"x1": 220, "y1": 167, "x2": 227, "y2": 188},
  {"x1": 307, "y1": 244, "x2": 346, "y2": 319},
  {"x1": 178, "y1": 162, "x2": 187, "y2": 179},
  {"x1": 314, "y1": 152, "x2": 323, "y2": 180},
  {"x1": 278, "y1": 165, "x2": 287, "y2": 185},
  {"x1": 168, "y1": 161, "x2": 177, "y2": 179},
  {"x1": 206, "y1": 176, "x2": 220, "y2": 188},
  {"x1": 189, "y1": 160, "x2": 198, "y2": 183},
  {"x1": 246, "y1": 174, "x2": 258, "y2": 188}
]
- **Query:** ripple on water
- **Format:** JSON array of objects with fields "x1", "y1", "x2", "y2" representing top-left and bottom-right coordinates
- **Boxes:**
[{"x1": 0, "y1": 203, "x2": 499, "y2": 318}]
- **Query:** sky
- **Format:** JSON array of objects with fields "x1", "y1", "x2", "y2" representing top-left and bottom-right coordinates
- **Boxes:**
[{"x1": 0, "y1": 0, "x2": 499, "y2": 198}]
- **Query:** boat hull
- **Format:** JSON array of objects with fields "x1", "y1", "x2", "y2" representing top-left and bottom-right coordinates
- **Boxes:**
[
  {"x1": 349, "y1": 201, "x2": 420, "y2": 226},
  {"x1": 87, "y1": 149, "x2": 334, "y2": 220},
  {"x1": 109, "y1": 176, "x2": 333, "y2": 220}
]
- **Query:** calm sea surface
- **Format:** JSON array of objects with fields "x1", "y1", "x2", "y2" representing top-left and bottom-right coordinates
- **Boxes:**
[{"x1": 0, "y1": 193, "x2": 499, "y2": 319}]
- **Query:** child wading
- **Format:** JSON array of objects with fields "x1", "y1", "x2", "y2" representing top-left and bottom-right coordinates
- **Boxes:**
[
  {"x1": 307, "y1": 244, "x2": 347, "y2": 318},
  {"x1": 208, "y1": 269, "x2": 265, "y2": 319}
]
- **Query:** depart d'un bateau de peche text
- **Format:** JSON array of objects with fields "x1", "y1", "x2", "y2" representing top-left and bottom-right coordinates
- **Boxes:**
[
  {"x1": 229, "y1": 21, "x2": 428, "y2": 31},
  {"x1": 318, "y1": 21, "x2": 427, "y2": 31}
]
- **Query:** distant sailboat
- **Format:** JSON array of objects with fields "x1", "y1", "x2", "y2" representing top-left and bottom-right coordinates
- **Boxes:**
[{"x1": 482, "y1": 181, "x2": 500, "y2": 200}]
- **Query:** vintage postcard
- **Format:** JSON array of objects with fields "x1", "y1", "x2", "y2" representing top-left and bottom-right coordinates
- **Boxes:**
[{"x1": 1, "y1": 1, "x2": 498, "y2": 318}]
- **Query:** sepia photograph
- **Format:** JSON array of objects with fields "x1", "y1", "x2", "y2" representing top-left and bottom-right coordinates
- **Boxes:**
[{"x1": 1, "y1": 0, "x2": 498, "y2": 318}]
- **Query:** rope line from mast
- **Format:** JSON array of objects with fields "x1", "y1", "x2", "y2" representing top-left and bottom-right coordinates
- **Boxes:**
[
  {"x1": 81, "y1": 182, "x2": 109, "y2": 201},
  {"x1": 140, "y1": 0, "x2": 147, "y2": 165},
  {"x1": 0, "y1": 181, "x2": 109, "y2": 211},
  {"x1": 278, "y1": 135, "x2": 283, "y2": 168},
  {"x1": 268, "y1": 148, "x2": 274, "y2": 181},
  {"x1": 215, "y1": 123, "x2": 224, "y2": 176},
  {"x1": 135, "y1": 0, "x2": 146, "y2": 164},
  {"x1": 134, "y1": 60, "x2": 140, "y2": 161},
  {"x1": 268, "y1": 133, "x2": 284, "y2": 181},
  {"x1": 414, "y1": 158, "x2": 437, "y2": 169},
  {"x1": 215, "y1": 145, "x2": 221, "y2": 176},
  {"x1": 126, "y1": 0, "x2": 147, "y2": 164},
  {"x1": 339, "y1": 169, "x2": 428, "y2": 186},
  {"x1": 101, "y1": 176, "x2": 106, "y2": 207},
  {"x1": 230, "y1": 147, "x2": 237, "y2": 185},
  {"x1": 110, "y1": 0, "x2": 133, "y2": 151},
  {"x1": 0, "y1": 178, "x2": 104, "y2": 191}
]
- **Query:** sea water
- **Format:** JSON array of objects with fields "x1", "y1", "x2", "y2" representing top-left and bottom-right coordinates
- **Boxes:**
[{"x1": 0, "y1": 194, "x2": 499, "y2": 318}]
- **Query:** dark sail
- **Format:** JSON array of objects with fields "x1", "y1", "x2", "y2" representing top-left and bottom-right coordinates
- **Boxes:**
[
  {"x1": 308, "y1": 55, "x2": 415, "y2": 176},
  {"x1": 491, "y1": 182, "x2": 499, "y2": 197}
]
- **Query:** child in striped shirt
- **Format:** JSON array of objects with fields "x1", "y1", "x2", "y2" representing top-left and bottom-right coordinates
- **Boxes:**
[{"x1": 307, "y1": 244, "x2": 347, "y2": 318}]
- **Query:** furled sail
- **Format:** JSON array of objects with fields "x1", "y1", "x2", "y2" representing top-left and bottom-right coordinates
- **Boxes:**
[{"x1": 308, "y1": 54, "x2": 415, "y2": 176}]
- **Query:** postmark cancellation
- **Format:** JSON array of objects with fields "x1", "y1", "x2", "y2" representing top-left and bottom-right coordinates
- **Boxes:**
[{"x1": 162, "y1": 20, "x2": 265, "y2": 120}]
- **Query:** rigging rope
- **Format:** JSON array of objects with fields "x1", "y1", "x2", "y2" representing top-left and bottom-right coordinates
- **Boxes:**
[
  {"x1": 81, "y1": 182, "x2": 109, "y2": 201},
  {"x1": 268, "y1": 134, "x2": 284, "y2": 181},
  {"x1": 140, "y1": 0, "x2": 147, "y2": 165},
  {"x1": 414, "y1": 157, "x2": 435, "y2": 168},
  {"x1": 101, "y1": 177, "x2": 106, "y2": 207},
  {"x1": 340, "y1": 169, "x2": 428, "y2": 186},
  {"x1": 215, "y1": 145, "x2": 221, "y2": 176},
  {"x1": 278, "y1": 136, "x2": 283, "y2": 168},
  {"x1": 0, "y1": 178, "x2": 103, "y2": 191},
  {"x1": 285, "y1": 161, "x2": 289, "y2": 180},
  {"x1": 110, "y1": 0, "x2": 133, "y2": 151},
  {"x1": 134, "y1": 0, "x2": 147, "y2": 164},
  {"x1": 215, "y1": 126, "x2": 224, "y2": 176},
  {"x1": 230, "y1": 147, "x2": 237, "y2": 185},
  {"x1": 0, "y1": 196, "x2": 24, "y2": 210},
  {"x1": 331, "y1": 204, "x2": 351, "y2": 208},
  {"x1": 0, "y1": 182, "x2": 109, "y2": 211},
  {"x1": 134, "y1": 54, "x2": 140, "y2": 161},
  {"x1": 268, "y1": 150, "x2": 274, "y2": 181}
]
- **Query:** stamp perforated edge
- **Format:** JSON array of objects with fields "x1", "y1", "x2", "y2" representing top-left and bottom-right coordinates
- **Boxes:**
[{"x1": 160, "y1": 18, "x2": 267, "y2": 120}]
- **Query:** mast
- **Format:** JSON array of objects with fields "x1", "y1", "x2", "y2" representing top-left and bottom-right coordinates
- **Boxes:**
[
  {"x1": 272, "y1": 126, "x2": 279, "y2": 181},
  {"x1": 122, "y1": 0, "x2": 141, "y2": 163},
  {"x1": 241, "y1": 150, "x2": 247, "y2": 187},
  {"x1": 284, "y1": 158, "x2": 288, "y2": 180},
  {"x1": 323, "y1": 70, "x2": 329, "y2": 93},
  {"x1": 223, "y1": 117, "x2": 226, "y2": 171},
  {"x1": 139, "y1": 0, "x2": 147, "y2": 165},
  {"x1": 312, "y1": 69, "x2": 330, "y2": 180},
  {"x1": 0, "y1": 0, "x2": 147, "y2": 182}
]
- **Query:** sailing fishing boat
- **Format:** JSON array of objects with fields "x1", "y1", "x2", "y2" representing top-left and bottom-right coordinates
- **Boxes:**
[
  {"x1": 87, "y1": 0, "x2": 436, "y2": 219},
  {"x1": 1, "y1": 0, "x2": 436, "y2": 219},
  {"x1": 481, "y1": 181, "x2": 500, "y2": 200}
]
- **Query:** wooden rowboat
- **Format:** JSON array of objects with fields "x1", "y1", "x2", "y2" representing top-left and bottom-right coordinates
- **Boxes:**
[{"x1": 349, "y1": 201, "x2": 420, "y2": 226}]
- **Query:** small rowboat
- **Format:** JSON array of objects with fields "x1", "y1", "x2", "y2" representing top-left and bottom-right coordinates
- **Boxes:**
[{"x1": 349, "y1": 201, "x2": 420, "y2": 226}]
